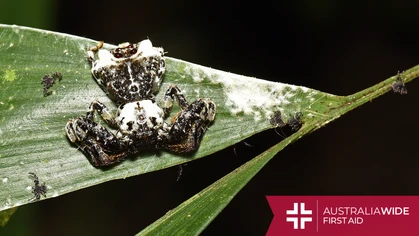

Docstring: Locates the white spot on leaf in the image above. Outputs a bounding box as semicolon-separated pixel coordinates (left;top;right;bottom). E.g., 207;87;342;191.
175;58;319;121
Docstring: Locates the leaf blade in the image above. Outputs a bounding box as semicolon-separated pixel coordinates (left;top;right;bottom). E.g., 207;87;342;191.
136;130;299;235
0;24;328;211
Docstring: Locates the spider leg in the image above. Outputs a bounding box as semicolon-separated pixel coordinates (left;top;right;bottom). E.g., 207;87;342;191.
87;41;104;62
164;98;216;153
162;85;189;118
65;117;128;167
86;100;118;128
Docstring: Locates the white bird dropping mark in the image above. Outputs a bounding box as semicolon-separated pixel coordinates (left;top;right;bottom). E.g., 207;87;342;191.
176;58;318;121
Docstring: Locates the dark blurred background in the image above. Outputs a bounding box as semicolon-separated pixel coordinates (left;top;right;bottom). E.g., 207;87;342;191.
1;0;419;235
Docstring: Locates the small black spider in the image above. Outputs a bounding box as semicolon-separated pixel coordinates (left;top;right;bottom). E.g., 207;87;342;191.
41;72;63;97
270;110;286;128
392;71;407;95
287;112;303;131
28;172;47;201
271;111;302;139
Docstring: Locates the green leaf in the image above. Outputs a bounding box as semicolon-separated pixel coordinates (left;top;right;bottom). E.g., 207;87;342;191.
0;24;325;211
0;207;17;226
138;131;295;235
139;70;418;235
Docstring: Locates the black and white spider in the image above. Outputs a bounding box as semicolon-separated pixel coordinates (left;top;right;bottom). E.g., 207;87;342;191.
65;40;216;167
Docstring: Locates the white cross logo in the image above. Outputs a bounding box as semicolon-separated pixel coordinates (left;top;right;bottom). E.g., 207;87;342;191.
286;202;312;229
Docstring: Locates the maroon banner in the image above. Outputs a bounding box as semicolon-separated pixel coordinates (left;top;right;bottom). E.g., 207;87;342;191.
266;196;418;236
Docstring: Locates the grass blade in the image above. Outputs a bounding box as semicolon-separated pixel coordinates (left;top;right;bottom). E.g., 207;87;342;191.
0;24;328;211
